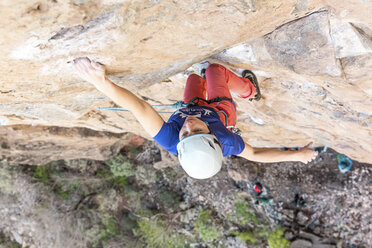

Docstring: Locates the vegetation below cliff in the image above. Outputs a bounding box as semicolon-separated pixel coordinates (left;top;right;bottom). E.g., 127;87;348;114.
0;141;370;248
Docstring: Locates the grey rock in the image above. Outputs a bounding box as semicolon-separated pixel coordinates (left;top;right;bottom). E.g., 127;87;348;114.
313;227;321;234
11;231;22;244
263;12;341;76
180;208;198;224
10;215;17;221
282;209;295;219
312;245;337;248
329;17;372;58
297;211;309;226
135;166;157;185
290;239;312;248
285;230;295;240
222;237;247;248
299;230;321;242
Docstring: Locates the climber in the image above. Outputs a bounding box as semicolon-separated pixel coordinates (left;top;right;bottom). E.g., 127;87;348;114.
73;57;318;179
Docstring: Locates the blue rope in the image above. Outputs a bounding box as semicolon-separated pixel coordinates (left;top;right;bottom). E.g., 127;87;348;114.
152;101;186;109
98;101;187;112
97;107;128;112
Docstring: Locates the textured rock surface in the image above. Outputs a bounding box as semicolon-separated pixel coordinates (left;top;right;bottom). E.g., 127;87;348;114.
0;125;143;165
208;12;372;162
0;0;372;162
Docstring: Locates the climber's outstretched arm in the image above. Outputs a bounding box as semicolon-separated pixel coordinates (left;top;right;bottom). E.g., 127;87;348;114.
238;142;318;164
73;57;164;137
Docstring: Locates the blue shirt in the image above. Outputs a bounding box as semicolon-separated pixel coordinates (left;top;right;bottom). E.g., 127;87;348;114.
153;106;245;157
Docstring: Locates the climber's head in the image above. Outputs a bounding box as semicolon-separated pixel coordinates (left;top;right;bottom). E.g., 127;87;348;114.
178;116;210;140
177;116;223;179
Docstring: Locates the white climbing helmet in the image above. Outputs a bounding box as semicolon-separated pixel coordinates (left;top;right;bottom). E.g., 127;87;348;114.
176;133;223;179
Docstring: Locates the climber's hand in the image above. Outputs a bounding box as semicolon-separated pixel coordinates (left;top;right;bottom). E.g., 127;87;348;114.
298;142;318;164
73;57;107;90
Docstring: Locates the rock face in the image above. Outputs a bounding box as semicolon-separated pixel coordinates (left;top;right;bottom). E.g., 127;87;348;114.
0;125;143;165
0;0;371;162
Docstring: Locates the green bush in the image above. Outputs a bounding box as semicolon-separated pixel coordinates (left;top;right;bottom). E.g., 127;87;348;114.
111;176;129;187
54;186;71;200
194;209;222;243
268;228;291;248
227;199;259;226
99;214;119;242
232;230;256;243
33;165;50;183
103;215;118;234
96;168;112;179
105;154;135;178
134;218;191;248
53;184;79;200
134;218;166;247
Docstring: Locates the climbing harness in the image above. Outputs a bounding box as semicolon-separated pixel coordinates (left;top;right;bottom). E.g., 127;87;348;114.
186;96;237;129
186;96;234;107
98;97;242;134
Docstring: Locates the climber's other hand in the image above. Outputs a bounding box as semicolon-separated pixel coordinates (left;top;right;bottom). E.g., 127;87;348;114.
73;57;107;87
298;142;318;164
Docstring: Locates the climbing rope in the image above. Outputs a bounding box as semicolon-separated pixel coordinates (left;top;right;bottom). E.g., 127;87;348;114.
98;97;232;113
97;101;187;113
97;97;233;112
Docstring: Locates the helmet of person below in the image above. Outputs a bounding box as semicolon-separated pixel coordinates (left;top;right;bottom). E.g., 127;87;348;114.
176;133;223;179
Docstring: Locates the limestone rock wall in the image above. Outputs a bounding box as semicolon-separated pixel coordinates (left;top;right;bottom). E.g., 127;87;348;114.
0;125;143;165
0;0;371;162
